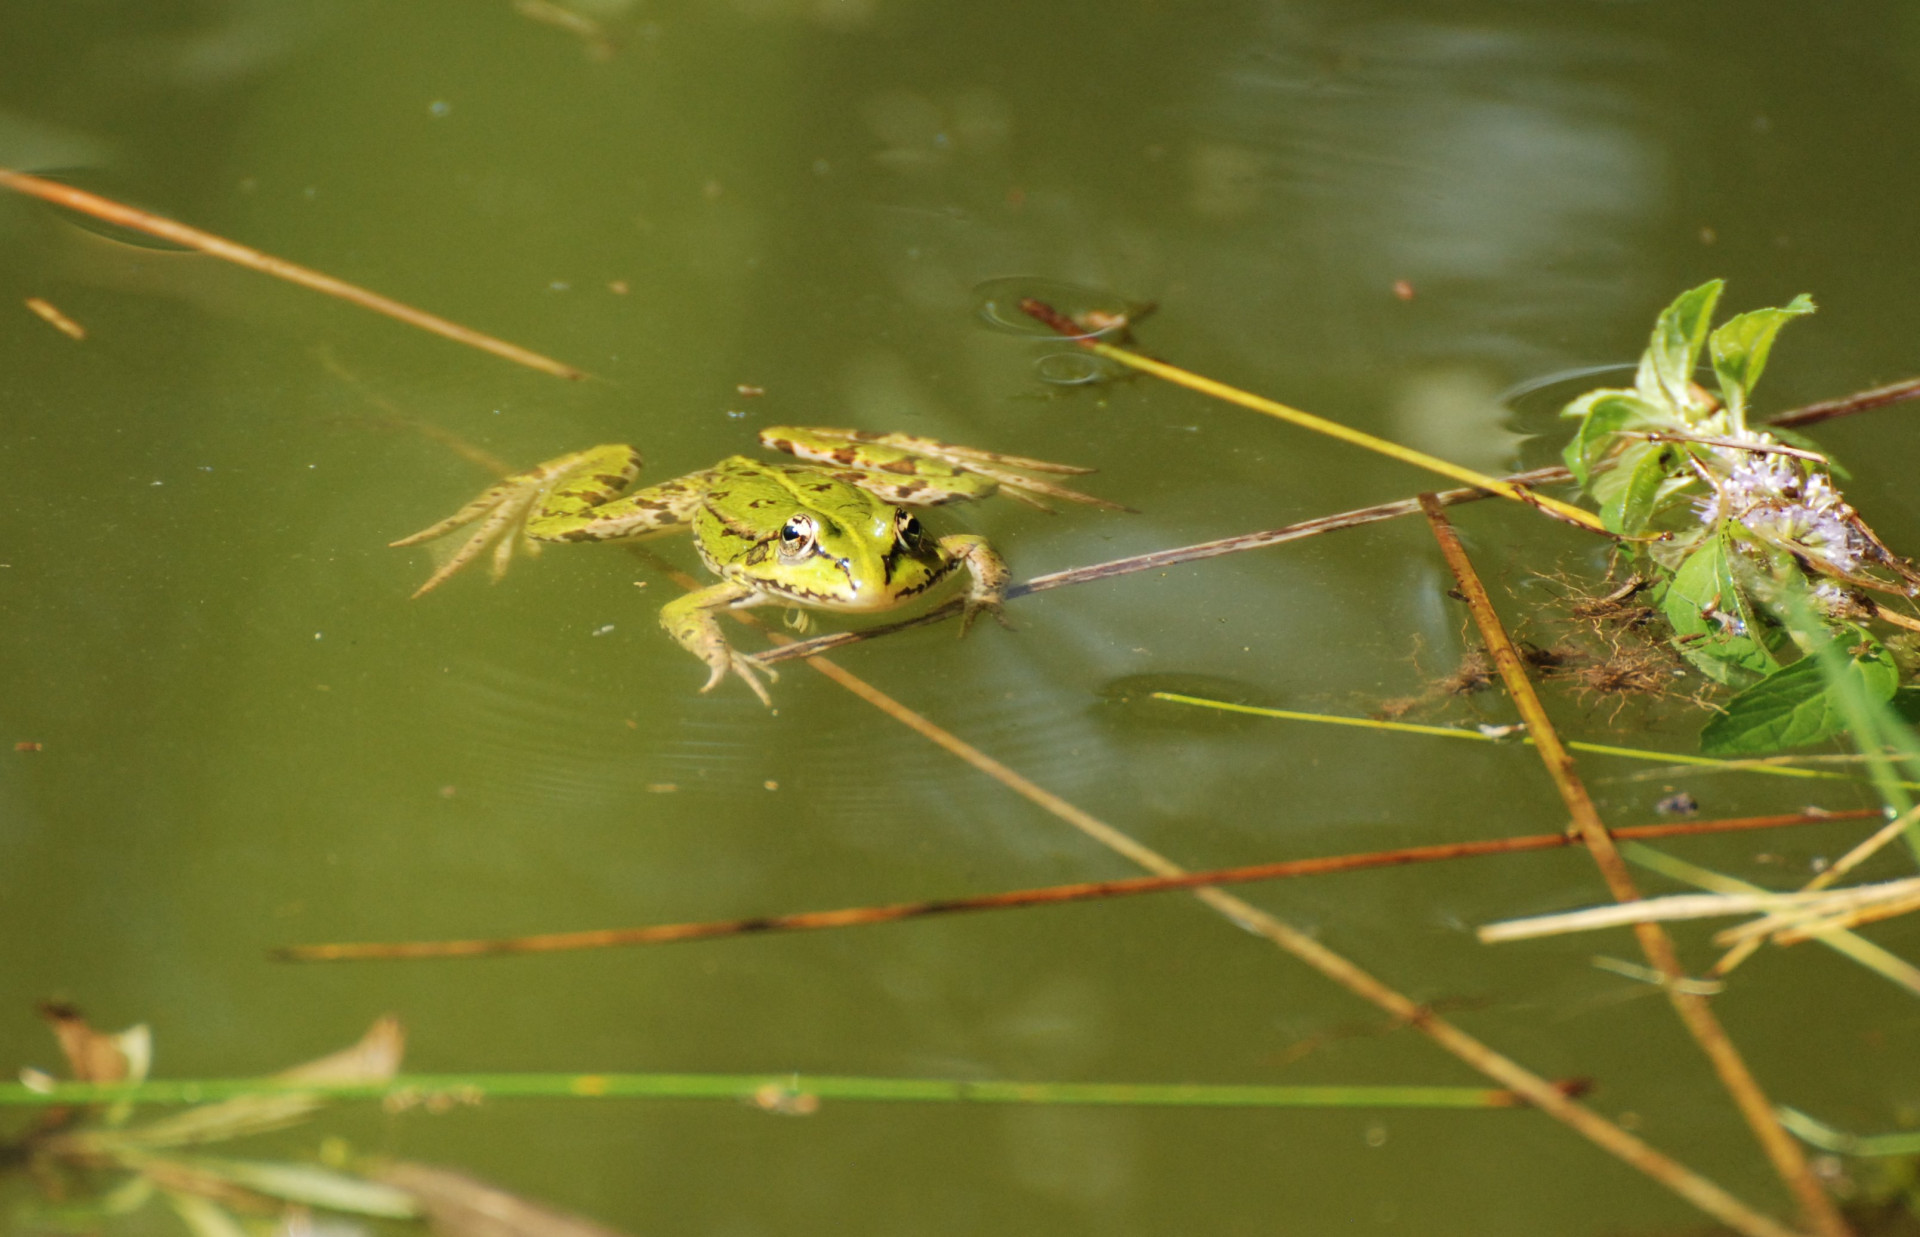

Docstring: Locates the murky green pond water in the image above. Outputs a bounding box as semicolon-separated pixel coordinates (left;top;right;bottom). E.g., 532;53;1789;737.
6;3;1920;1234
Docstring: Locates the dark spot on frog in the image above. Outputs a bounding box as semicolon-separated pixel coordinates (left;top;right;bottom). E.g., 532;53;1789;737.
881;459;919;475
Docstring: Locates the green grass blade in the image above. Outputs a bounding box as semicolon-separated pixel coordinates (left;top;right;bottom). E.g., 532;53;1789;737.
1149;693;1918;788
0;1072;1529;1111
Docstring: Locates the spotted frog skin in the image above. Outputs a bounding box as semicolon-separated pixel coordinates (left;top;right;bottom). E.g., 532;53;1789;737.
393;427;1123;704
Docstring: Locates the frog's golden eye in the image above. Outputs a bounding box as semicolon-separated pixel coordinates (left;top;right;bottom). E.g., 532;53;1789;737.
894;509;922;543
778;514;818;558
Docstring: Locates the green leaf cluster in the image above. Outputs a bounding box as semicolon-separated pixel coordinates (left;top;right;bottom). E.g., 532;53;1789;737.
1559;280;1815;539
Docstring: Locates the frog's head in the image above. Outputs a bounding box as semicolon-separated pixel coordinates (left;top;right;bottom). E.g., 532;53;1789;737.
757;505;951;612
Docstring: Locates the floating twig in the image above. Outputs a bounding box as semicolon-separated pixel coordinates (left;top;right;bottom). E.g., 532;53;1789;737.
24;296;85;339
1768;376;1920;429
274;808;1872;961
1629;431;1827;463
0;166;586;380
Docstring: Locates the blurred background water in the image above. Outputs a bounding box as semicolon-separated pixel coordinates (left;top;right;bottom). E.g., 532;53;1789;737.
5;2;1920;1233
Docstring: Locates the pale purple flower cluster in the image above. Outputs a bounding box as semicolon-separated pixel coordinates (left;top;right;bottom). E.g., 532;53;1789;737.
1694;436;1866;575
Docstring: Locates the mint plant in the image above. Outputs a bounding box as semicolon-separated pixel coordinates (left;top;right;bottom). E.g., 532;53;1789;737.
1559;281;1920;753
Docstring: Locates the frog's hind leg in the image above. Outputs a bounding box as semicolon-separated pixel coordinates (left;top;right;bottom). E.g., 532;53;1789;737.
522;457;711;543
760;426;1130;512
660;580;779;707
392;446;645;596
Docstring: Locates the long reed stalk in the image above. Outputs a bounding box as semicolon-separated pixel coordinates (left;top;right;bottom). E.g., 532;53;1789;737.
0;167;586;380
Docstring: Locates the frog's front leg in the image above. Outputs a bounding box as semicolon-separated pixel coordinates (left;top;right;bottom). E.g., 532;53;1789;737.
659;580;780;707
938;534;1013;635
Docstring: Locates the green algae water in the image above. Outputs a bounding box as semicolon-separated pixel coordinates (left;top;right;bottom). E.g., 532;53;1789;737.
6;3;1920;1233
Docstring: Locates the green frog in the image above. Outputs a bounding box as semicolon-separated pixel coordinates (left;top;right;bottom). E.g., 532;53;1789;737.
394;426;1124;704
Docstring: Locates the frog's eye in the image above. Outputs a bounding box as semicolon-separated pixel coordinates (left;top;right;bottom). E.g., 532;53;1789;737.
778;514;818;557
894;510;922;543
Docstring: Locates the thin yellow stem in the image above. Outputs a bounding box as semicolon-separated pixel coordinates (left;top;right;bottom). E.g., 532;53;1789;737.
1152;693;1920;789
1018;298;1608;534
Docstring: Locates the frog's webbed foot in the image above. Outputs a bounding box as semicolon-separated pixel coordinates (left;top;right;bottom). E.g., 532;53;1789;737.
390;482;542;598
759;426;1133;513
721;651;779;709
941;534;1015;636
392;447;645;597
663;581;779;707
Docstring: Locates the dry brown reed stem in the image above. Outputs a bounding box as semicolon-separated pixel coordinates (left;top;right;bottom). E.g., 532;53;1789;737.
276;808;1873;961
1419;494;1849;1237
1735;882;1920;946
0;167;587;381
